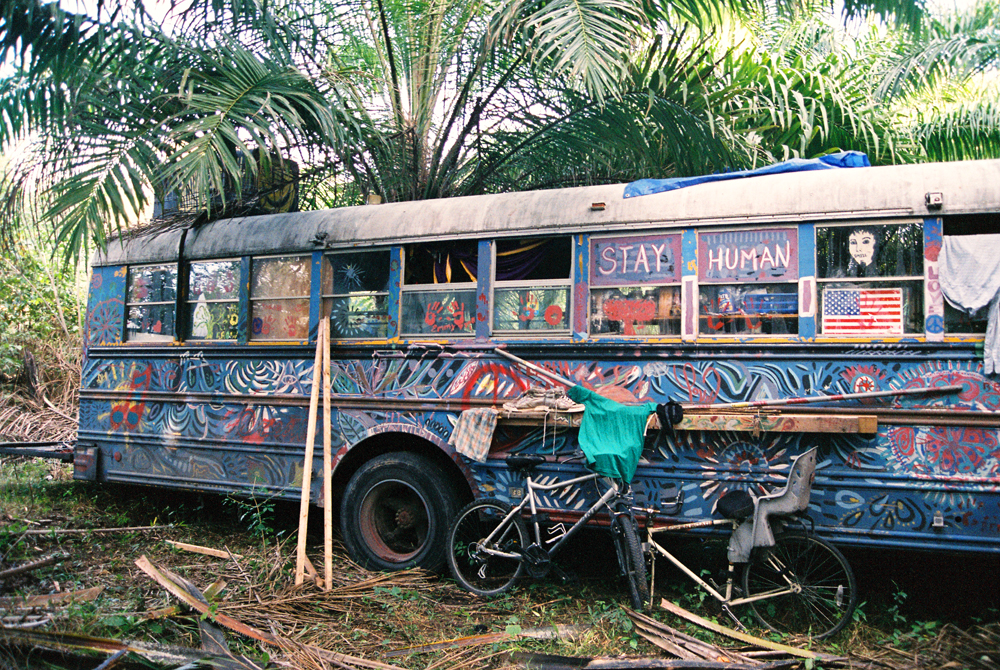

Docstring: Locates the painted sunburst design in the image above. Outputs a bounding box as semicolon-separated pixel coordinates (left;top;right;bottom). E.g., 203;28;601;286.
699;438;791;506
338;263;365;290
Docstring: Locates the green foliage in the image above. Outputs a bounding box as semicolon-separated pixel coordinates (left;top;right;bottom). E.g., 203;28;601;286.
0;247;82;382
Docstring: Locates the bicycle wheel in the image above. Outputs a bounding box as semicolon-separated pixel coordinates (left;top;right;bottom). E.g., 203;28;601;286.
742;532;857;639
613;504;649;611
448;499;527;597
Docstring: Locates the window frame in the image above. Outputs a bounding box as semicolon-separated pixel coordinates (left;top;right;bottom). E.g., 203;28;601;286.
587;232;683;338
185;257;242;342
491;236;573;336
125;262;178;343
399;241;478;338
695;226;800;338
321;249;393;340
815;219;924;338
249;253;312;342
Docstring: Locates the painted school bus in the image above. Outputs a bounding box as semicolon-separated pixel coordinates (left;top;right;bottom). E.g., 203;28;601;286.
76;158;1000;571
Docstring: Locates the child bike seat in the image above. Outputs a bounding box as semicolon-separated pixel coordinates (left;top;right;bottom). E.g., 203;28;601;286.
727;447;818;563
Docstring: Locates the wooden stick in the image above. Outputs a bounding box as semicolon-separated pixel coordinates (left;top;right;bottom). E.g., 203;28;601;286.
688;384;962;410
165;540;242;560
321;318;333;592
295;327;325;586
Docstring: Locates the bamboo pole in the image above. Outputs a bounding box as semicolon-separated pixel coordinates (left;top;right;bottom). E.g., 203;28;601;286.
321;318;333;591
295;325;325;586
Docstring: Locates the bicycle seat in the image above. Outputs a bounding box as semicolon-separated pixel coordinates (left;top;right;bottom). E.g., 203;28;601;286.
505;454;547;470
727;447;818;563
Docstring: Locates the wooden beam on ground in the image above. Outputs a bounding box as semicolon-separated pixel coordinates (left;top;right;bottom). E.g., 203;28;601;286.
166;540;242;560
658;599;842;662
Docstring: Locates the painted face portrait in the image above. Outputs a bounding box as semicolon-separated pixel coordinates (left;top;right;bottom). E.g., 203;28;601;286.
848;229;876;267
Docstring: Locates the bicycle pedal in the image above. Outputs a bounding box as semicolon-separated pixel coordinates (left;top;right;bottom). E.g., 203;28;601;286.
721;606;747;631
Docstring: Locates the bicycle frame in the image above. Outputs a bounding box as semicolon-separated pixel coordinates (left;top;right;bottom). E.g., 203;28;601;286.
478;471;620;561
646;520;801;607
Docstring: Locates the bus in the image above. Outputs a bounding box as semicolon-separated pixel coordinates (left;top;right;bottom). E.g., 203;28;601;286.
75;158;1000;571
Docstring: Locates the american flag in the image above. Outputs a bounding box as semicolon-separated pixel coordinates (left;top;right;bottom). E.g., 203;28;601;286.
822;288;904;335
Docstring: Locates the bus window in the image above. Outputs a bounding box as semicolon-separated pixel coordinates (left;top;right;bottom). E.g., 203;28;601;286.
493;237;571;333
944;303;988;334
816;222;923;335
250;255;311;340
400;241;477;336
186;260;240;341
321;250;392;339
697;228;799;335
126;264;177;342
589;234;682;336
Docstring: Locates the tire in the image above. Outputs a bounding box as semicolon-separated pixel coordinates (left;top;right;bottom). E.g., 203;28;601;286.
613;504;649;611
742;532;857;639
340;452;459;572
447;499;527;597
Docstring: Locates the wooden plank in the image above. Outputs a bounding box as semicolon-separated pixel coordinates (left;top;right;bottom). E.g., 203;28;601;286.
321;319;333;592
675;412;877;434
498;409;876;434
294;329;325;586
165;540;242;560
658;599;842;661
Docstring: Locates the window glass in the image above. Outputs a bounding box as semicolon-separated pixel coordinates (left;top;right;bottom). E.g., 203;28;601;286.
493;237;572;333
591;286;681;335
401;290;476;335
322;251;392;339
494;288;568;331
944;302;988;334
405;241;478;285
699;284;798;335
126;264;177;342
187;260;240;341
697;228;798;336
816;223;922;279
816;223;923;335
589;234;682;337
250;255;310;340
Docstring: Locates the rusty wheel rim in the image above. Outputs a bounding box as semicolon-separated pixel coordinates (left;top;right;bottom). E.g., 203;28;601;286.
358;479;429;564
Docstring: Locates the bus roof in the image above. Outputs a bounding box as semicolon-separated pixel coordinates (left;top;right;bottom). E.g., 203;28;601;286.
94;158;1000;266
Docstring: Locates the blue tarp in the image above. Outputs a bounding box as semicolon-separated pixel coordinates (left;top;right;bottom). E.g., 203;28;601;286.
623;151;871;199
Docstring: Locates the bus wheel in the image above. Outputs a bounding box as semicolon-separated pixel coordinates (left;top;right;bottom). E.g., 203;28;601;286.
340;452;459;572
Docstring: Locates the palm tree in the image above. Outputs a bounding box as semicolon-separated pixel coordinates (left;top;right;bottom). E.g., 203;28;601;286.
0;0;931;262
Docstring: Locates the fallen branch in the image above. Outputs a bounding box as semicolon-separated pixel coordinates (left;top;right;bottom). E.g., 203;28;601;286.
21;524;172;536
384;624;587;658
0;585;103;609
0;552;66;579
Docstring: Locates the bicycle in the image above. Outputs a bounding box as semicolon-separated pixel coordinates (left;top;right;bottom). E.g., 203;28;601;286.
447;453;650;609
641;446;858;639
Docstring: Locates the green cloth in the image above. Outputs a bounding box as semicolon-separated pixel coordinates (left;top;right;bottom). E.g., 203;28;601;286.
567;385;656;483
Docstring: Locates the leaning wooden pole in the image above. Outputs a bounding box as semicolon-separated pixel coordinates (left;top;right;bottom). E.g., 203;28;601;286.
295;324;325;586
321;318;333;591
494;347;574;387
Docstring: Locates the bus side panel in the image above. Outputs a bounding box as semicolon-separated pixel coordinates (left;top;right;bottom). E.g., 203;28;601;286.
84;266;127;349
456;349;1000;554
